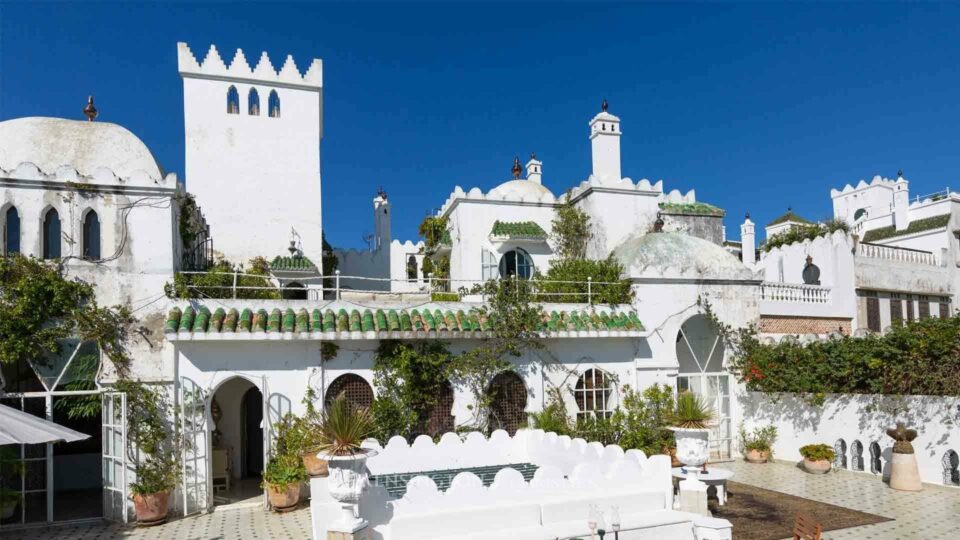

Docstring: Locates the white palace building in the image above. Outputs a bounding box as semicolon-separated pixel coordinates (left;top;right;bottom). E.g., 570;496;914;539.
1;42;958;527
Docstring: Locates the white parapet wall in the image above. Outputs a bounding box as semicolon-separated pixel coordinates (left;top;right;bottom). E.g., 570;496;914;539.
740;392;960;487
310;429;732;540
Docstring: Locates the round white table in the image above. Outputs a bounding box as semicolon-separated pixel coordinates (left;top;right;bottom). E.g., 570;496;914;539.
671;467;734;505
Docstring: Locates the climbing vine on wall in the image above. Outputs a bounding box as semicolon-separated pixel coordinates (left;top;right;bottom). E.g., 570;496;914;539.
550;197;591;260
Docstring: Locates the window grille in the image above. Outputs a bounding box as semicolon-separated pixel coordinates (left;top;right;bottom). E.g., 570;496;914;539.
574;368;613;419
325;374;373;411
487;372;528;435
481;249;498;281
498;248;534;280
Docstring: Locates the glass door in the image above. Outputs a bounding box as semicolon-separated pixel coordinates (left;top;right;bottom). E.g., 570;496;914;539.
677;374;732;460
180;377;209;515
101;392;128;522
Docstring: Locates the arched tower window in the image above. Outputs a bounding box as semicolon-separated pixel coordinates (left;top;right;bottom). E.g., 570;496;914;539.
574;368;613;420
82;210;101;260
325;374;374;411
3;206;20;255
268;90;280;118
227;86;240;114
248;88;260;116
407;255;418;282
499;248;533;279
42;208;61;259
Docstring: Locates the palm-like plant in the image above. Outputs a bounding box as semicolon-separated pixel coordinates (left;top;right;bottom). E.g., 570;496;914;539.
316;394;375;456
668;392;715;429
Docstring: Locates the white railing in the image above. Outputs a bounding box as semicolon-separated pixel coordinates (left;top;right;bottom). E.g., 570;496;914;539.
760;282;832;304
171;270;629;304
857;242;938;266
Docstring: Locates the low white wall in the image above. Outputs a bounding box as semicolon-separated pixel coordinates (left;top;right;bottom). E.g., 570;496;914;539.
740;392;960;487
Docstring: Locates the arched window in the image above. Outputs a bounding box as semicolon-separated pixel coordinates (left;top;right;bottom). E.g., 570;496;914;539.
834;439;847;469
498;248;533;279
248;88;260;116
423;380;455;437
227;86;239;114
268;90;280;118
82;210;100;260
487;371;528;435
869;441;882;474
676;314;732;459
851;440;865;471
854;208;867;221
574;368;612;420
407;255;418;282
325;374;373;411
42;208;61;259
943;450;959;486
3;206;20;255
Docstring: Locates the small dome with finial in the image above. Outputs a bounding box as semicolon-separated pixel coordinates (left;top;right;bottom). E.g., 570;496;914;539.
511;156;522;179
83;96;98;122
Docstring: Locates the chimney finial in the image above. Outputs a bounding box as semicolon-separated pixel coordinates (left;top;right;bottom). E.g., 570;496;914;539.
601;98;609;112
512;156;522;179
83;96;98;122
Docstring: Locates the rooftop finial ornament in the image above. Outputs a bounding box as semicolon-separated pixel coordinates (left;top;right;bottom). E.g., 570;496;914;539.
512;156;522;179
898;169;904;178
653;212;664;233
601;98;609;112
83;96;98;122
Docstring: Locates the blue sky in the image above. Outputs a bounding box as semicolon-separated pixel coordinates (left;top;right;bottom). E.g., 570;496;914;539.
3;3;960;249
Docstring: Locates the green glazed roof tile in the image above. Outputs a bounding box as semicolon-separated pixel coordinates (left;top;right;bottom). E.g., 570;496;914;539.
269;255;317;271
165;308;181;333
490;220;548;239
767;210;814;227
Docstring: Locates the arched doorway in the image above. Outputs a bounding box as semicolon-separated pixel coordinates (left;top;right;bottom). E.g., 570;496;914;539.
281;282;307;300
209;377;263;506
487;371;528;435
676;314;732;460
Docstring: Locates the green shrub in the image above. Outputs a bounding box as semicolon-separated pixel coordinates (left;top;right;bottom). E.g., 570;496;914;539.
532;257;633;305
431;292;460;302
762;219;849;252
262;454;307;490
668;392;715;429
799;444;835;461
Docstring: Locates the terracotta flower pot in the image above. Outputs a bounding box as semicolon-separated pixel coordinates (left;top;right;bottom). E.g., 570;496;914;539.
745;449;770;463
802;458;831;474
266;482;301;512
302;451;329;477
132;490;171;526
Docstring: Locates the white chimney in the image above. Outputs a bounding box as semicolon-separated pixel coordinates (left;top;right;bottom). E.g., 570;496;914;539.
525;153;543;184
741;214;756;266
893;172;910;231
588;99;621;182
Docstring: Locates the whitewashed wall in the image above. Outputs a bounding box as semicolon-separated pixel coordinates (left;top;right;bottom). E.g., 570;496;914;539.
740;392;960;487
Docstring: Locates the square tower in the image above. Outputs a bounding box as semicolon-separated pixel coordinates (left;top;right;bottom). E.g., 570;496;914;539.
178;42;324;267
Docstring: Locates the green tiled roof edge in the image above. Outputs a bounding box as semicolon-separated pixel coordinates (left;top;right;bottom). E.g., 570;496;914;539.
164;306;645;335
490;220;548;238
657;202;725;217
767;211;814;226
862;214;950;242
270;255;317;271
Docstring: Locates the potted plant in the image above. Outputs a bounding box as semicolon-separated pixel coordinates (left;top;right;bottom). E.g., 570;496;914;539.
887;423;921;491
739;425;777;463
667;392;716;473
114;380;181;526
130;455;178;526
317;394;376;533
262;454;308;512
297;389;329;477
0;447;24;521
799;444;835;474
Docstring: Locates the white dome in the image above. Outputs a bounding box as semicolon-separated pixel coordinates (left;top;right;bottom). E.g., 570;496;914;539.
487;179;554;199
613;232;756;280
0;117;163;179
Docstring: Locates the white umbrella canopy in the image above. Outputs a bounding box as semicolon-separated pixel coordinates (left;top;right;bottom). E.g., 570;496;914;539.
0;403;91;445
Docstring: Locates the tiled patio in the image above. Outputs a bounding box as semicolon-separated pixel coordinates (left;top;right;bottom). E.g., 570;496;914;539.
718;460;960;539
6;460;959;539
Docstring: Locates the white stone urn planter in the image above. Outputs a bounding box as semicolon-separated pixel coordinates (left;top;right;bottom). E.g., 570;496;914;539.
670;427;711;474
318;448;378;533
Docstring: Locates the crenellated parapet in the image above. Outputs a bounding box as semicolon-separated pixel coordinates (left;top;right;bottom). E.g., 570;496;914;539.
830;175;898;197
566;175;663;202
177;42;322;89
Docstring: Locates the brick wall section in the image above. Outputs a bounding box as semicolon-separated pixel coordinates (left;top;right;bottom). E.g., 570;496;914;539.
760;315;852;335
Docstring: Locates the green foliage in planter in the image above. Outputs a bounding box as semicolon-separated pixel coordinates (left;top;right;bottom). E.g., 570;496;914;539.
115;380;182;496
262;454;307;490
799;444;835;462
431;292;460;302
532;257;634;305
762;219;850;252
739;424;778;455
668;392;715;429
164;257;280;299
316;394;375;456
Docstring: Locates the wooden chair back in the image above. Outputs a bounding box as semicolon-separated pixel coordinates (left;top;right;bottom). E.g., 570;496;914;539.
793;512;823;540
